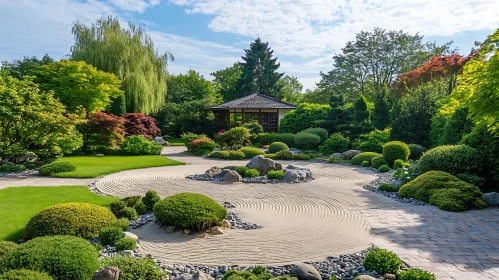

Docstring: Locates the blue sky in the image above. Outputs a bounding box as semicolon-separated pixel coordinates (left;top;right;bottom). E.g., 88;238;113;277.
1;0;498;89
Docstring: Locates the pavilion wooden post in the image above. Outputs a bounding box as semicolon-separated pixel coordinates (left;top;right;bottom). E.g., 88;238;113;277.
258;109;261;127
276;109;279;132
241;108;244;125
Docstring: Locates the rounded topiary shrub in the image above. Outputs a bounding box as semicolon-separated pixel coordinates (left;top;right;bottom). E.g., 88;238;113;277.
382;141;410;166
239;147;264;159
121;135;162;155
23;203;116;240
115;238;136;251
268;142;289;154
319;133;349;155
208;151;230;159
418;145;481;176
295;132;321;150
134;201;147;215
0;241;17;261
274;150;294;160
116;207;138;220
408;144;427;160
111;218;130;231
153;192;227;230
38;162;76;176
1;235;98;280
99;226;123;246
268;170;285;180
228;151;245;160
361;161;370;167
398;171;487;211
351;152;382;166
371;156;388;169
0;269;53;280
363;248;402;275
110;200;127;215
142;190;161;211
397;268;435;280
378;165;390;173
99;256;167;280
393;159;405;169
301;127;328;143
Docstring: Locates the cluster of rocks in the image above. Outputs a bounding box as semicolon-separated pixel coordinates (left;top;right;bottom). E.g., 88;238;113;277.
364;172;428;206
1;151;38;165
130;213;155;229
187;156;314;184
223;202;262;230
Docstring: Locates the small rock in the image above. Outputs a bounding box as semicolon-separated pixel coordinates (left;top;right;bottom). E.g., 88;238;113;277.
166;226;176;233
184;229;191;235
92;266;120;280
205;166;222;179
291;263;321;280
356;275;377;280
193;271;214;280
222;170;242;183
122;231;138;241
95;153;105;157
222;220;231;229
383;273;396;280
121;250;134;256
209;226;224;235
218;265;228;273
329;153;343;159
341;150;361;160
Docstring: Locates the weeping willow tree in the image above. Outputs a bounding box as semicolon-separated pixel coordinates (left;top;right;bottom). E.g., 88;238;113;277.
70;16;173;114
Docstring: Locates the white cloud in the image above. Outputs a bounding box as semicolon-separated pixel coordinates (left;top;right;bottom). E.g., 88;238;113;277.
168;0;499;57
109;0;161;13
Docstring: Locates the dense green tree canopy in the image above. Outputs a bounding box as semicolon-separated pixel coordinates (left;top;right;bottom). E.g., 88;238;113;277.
167;70;221;103
238;38;284;98
277;75;304;104
70;16;172;114
1;55;53;79
33;60;123;113
0;76;83;157
279;103;330;133
211;63;242;102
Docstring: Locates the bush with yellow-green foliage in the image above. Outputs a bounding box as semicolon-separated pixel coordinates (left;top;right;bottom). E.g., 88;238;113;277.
363;248;402;275
98;256;166;280
0;241;17;261
0;269;53;280
418;145;481;176
382;141;410;166
398;171;487;212
371;156;388;169
239;147;265;158
397;268;435;280
153;192;227;230
23;203;116;240
268;142;289;154
351;152;382;166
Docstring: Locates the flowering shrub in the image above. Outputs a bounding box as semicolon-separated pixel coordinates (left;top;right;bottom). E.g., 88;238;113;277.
393;162;420;185
188;138;215;154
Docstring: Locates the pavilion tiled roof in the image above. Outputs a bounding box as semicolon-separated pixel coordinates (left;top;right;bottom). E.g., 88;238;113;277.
210;93;297;110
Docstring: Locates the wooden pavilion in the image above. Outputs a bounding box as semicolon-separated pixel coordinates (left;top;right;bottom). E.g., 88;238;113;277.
210;93;297;132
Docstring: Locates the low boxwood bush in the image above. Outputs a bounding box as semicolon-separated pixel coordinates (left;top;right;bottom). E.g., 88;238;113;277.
194;149;211;156
121;135;163;155
215;127;251;150
295;132;321;150
263;154;276;159
0;165;26;173
456;173;485;188
111;218;130;231
408;144;427;160
23;203;116;240
1;235;98;280
268;142;289;154
114;238;136;251
398;171;487;211
351;129;391;153
254;133;296;147
293;154;311;160
393;159;405;169
99;256;167;280
351;152;382;166
235;166;249;177
371;156;388;169
142;190;161;211
239;147;264;158
116;207;138;221
382;141;410;166
397;268;435;280
378;183;398;192
378;165;390;173
0;241;17;261
228;150;245;160
363;248;402;275
99;226;123;246
268;170;285;180
245;169;260;178
222;270;273;280
0;269;53;280
274;150;294;160
208;151;229;159
319;133;349;155
135;201;147;215
110;201;127;215
38;162;76;176
153;192;227;230
122;196;142;207
361;161;370;167
301;127;328;143
418;145;481;176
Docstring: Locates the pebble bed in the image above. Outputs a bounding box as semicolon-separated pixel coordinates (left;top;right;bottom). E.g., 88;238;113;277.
363;172;428;206
223;202;263;230
186;174;284;184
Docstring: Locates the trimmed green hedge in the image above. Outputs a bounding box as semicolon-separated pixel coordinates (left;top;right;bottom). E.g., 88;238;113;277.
382;141;410;166
268;142;289;154
23;203;116;240
0;269;53;280
1;235;98;280
208;151;246;160
398;171;487;211
0;241;17;261
153;192;227;230
295;132;321;150
419;145;481;176
301;127;328;143
39;162;76;176
254;133;296;147
351;152;382;166
408;144;427;160
239;147;264;158
99;256;166;280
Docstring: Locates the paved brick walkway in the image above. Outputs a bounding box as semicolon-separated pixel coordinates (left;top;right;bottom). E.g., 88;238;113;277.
361;205;499;280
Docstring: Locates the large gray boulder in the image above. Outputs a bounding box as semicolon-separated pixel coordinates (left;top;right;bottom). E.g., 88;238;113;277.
329;153;343;159
282;165;314;183
154;136;169;146
205;166;222;179
484;192;499;206
222;170;242;183
341;150;361;160
246;155;282;175
92;267;120;280
16;152;37;163
291;263;321;280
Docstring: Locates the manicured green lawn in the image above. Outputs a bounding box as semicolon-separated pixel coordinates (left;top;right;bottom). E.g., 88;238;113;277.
165;136;185;146
52;155;185;178
0;186;118;241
